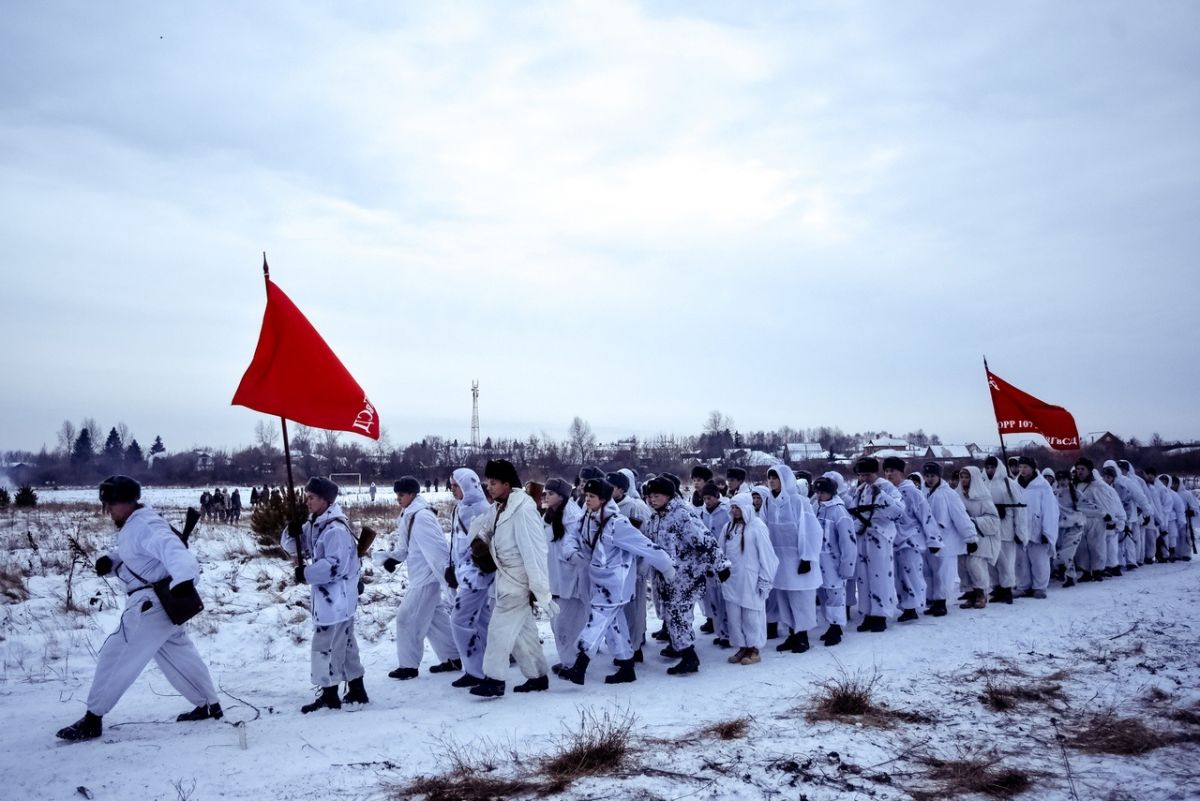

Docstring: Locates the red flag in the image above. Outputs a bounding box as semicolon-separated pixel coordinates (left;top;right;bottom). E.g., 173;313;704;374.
985;368;1079;450
232;278;380;439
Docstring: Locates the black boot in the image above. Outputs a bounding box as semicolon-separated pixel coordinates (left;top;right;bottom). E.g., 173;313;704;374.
667;646;700;675
342;677;369;704
791;631;810;653
898;608;919;622
387;667;419;680
558;651;590;685
1062;576;1076;588
56;711;102;742
869;616;887;633
766;622;779;640
301;686;342;714
451;673;483;689
928;599;948;617
700;617;715;634
605;658;637;684
822;625;843;647
713;637;730;648
632;648;643;663
660;644;680;659
177;703;224;721
429;658;462;674
775;632;799;652
469;678;505;698
856;615;876;632
1078;571;1094;583
998;587;1013;605
513;675;549;693
1111;567;1123;577
652;623;670;641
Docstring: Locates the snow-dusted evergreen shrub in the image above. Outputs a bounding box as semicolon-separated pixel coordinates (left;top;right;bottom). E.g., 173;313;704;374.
249;495;306;557
14;486;37;508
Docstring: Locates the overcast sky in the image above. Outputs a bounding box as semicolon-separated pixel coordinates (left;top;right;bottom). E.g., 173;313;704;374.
2;1;1198;455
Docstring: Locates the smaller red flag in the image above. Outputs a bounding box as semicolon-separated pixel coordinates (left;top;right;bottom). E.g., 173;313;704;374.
985;368;1079;451
232;278;380;440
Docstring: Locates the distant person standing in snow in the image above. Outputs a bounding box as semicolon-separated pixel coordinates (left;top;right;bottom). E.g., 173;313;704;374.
983;455;1028;606
882;456;936;623
228;488;242;524
282;476;368;712
921;461;974;617
57;476;222;741
719;492;777;665
812;476;855;646
1014;457;1057;599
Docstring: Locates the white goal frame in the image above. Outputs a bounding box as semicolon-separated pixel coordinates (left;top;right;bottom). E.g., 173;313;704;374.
329;473;362;498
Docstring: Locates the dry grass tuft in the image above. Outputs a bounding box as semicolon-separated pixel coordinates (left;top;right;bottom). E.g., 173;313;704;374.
0;565;30;603
1068;708;1198;755
979;678;1064;712
540;706;637;784
909;752;1034;800
806;665;931;727
389;706;637;801
700;716;750;740
395;772;538;801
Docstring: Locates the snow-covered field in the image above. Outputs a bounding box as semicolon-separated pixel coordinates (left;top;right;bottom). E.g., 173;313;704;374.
1;505;1197;801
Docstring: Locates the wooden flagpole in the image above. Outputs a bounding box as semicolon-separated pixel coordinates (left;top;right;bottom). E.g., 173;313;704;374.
984;355;1010;465
262;252;304;568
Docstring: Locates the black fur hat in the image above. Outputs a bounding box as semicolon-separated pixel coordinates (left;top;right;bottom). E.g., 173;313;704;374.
645;476;676;497
583;478;614;503
854;457;880;475
99;475;141;504
881;456;906;473
305;476;339;504
726;467;747;482
605;471;630;493
484;459;521;487
393;476;421;495
691;465;714;481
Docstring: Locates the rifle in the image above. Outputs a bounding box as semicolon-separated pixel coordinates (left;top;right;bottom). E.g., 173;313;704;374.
170;507;202;547
357;525;378;559
848;504;881;531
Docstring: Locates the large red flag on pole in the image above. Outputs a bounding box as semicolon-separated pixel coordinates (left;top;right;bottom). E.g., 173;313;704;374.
232;260;380;440
984;359;1079;451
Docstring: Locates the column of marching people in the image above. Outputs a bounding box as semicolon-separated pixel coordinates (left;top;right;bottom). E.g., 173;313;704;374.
57;456;1197;737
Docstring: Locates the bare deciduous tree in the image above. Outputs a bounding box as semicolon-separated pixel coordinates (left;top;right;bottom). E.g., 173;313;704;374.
56;420;77;456
568;416;596;464
254;420;280;452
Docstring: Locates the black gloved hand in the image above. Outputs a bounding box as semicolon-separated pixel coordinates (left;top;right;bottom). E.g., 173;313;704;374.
287;520;304;540
1106;523;1116;531
383;558;399;574
928;547;940;555
95;555;113;576
171;579;195;596
294;565;306;584
1103;514;1112;523
966;541;978;554
444;565;458;590
1142;515;1151;526
798;559;812;575
716;567;731;582
997;506;1007;520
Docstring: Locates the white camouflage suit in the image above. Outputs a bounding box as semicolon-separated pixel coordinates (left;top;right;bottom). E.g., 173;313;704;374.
86;506;219;716
374;496;459;670
849;477;904;619
480;488;553;682
282;502;364;687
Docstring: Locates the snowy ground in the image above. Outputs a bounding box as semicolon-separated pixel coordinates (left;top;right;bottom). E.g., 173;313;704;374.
1;505;1197;801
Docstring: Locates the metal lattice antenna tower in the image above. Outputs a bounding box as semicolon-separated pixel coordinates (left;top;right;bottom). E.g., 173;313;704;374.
470;380;481;449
